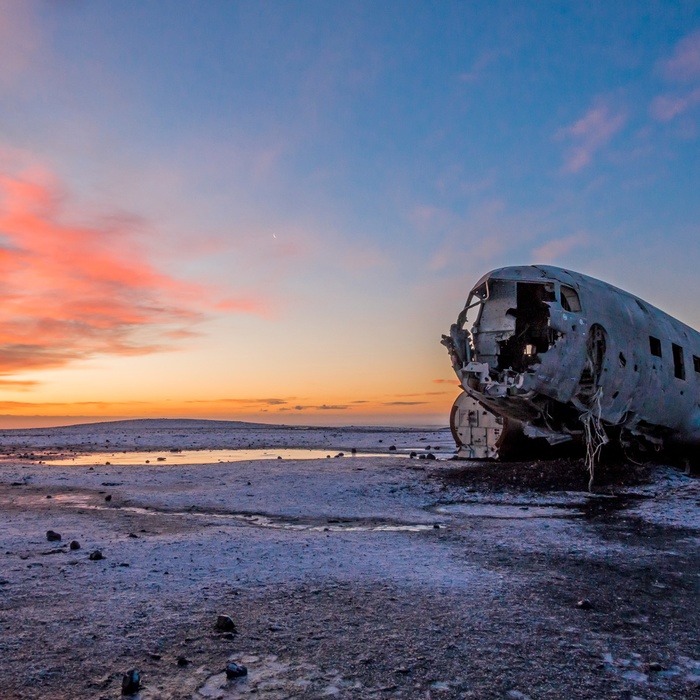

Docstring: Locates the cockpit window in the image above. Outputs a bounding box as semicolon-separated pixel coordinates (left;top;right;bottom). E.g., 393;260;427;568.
460;282;489;331
560;285;582;313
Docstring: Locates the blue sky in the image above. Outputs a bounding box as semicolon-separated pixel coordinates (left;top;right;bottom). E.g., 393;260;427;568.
0;1;699;426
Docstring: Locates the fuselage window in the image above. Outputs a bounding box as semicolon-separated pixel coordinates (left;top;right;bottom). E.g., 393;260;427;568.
672;343;686;380
649;336;662;358
694;355;700;373
560;285;581;313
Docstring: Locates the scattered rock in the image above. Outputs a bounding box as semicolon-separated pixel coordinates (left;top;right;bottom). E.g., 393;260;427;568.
89;550;104;561
648;661;663;672
46;530;61;542
225;662;248;679
46;495;52;499
389;445;397;451
410;452;417;458
221;632;235;640
69;540;81;550
576;598;593;610
351;448;357;454
105;494;112;502
149;653;162;661
177;656;189;666
121;669;140;695
215;614;236;632
426;453;436;460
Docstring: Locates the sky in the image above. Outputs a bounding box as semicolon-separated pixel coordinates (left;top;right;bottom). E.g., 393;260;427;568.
0;1;699;428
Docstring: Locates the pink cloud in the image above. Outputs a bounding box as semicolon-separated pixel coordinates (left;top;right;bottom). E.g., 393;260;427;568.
650;87;700;122
0;165;265;380
0;4;37;88
532;232;591;263
659;30;700;82
557;103;627;173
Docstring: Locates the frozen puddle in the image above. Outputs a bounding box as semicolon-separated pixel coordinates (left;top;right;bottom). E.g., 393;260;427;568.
45;494;442;533
434;503;584;519
41;448;395;466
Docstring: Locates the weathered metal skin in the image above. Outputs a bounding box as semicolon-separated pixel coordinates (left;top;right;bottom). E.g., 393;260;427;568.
442;265;700;458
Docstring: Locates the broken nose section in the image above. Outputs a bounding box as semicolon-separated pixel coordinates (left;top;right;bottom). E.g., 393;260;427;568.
460;362;526;398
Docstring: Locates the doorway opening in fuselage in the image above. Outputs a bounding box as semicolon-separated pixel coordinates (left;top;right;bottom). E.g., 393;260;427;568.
498;282;555;373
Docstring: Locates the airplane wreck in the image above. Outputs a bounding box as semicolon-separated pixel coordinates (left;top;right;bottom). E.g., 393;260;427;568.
441;265;700;463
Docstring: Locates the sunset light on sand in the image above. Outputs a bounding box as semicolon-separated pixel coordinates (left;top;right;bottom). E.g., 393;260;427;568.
1;2;699;427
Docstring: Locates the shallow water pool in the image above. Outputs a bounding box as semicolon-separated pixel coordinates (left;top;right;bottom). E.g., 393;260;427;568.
42;448;398;466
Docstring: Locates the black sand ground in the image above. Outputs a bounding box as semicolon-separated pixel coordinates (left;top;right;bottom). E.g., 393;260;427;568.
0;423;698;699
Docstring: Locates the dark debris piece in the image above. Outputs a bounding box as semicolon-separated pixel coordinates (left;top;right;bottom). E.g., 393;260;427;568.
121;669;140;695
46;530;61;542
69;540;80;550
215;614;236;632
576;598;593;610
88;550;104;561
225;663;248;679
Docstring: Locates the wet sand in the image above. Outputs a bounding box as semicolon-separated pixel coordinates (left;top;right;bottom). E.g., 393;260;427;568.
0;421;698;699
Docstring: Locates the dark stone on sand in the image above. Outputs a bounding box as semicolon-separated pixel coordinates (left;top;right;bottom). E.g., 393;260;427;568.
426;453;436;460
389;445;397;451
419;454;426;460
576;598;593;610
225;662;248;679
121;668;140;695
216;614;236;632
177;656;189;666
351;448;357;454
69;540;80;550
105;494;112;502
128;533;139;538
410;452;417;458
648;661;663;672
89;550;104;561
46;530;61;542
221;632;235;640
46;495;52;499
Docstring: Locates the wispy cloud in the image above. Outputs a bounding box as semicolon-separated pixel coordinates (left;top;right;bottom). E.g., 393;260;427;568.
532;232;591;263
0;165;264;381
557;101;627;173
383;401;427;406
0;4;37;88
659;29;700;82
185;398;289;406
650;88;700;121
650;32;700;123
458;49;507;83
279;404;349;411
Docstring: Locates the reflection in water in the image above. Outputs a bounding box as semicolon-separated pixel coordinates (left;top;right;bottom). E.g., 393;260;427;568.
43;448;395;466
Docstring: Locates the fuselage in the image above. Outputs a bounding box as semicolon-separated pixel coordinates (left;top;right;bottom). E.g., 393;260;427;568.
442;265;700;455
